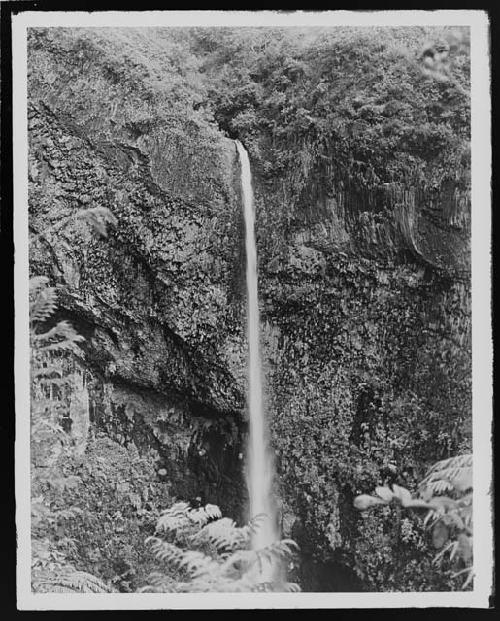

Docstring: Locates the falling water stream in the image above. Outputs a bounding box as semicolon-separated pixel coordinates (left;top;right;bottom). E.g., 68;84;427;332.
236;140;279;561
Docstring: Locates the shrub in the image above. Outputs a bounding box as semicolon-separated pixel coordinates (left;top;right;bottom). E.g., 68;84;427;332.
30;276;114;593
353;453;473;589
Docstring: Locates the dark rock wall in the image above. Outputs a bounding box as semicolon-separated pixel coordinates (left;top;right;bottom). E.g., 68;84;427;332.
250;133;471;588
28;29;249;518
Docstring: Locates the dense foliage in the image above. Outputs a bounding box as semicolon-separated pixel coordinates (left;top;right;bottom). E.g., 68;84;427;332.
354;453;473;589
30;276;114;593
192;27;470;227
29;228;299;594
142;502;299;592
30;214;167;592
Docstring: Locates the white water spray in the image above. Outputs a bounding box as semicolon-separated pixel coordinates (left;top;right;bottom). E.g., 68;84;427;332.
236;140;279;552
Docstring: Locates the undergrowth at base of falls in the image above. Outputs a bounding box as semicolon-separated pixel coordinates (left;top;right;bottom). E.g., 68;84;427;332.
141;502;299;592
30;275;468;593
30;276;300;593
353;454;473;590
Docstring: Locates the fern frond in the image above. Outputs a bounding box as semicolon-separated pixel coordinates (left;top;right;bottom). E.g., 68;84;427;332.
147;536;217;577
34;583;76;593
31;206;118;246
145;503;301;593
420;454;472;494
184;553;220;578
191;516;251;552
155;502;192;534
282;582;301;592
33;570;113;593
33;365;64;379
256;539;299;559
30;285;58;323
218;548;256;574
146;536;184;565
188;503;222;526
34;320;85;345
38;340;85;355
29;276;50;298
156;501;222;536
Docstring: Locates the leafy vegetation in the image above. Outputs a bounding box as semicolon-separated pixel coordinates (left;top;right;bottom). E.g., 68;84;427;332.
141;501;300;592
30;275;112;593
192;27;470;208
29;239;299;594
29;212;166;593
354;454;473;589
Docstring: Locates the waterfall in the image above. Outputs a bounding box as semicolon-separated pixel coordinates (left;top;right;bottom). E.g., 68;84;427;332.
236;140;279;552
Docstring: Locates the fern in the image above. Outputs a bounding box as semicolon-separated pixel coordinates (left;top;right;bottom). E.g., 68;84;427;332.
142;502;300;593
34;324;85;356
256;539;299;563
30;277;86;450
30;276;85;354
29;275;52;301
191;514;265;552
30;277;58;324
30;206;117;244
30;276;99;591
29;210;122;592
419;453;472;495
156;501;222;536
353;453;474;589
146;537;219;577
33;569;114;593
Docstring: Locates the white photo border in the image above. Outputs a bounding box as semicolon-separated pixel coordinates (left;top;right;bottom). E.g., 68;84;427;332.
14;9;493;610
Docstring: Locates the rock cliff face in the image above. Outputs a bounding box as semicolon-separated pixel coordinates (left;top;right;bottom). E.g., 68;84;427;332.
28;28;249;518
250;146;471;588
212;26;472;587
28;27;471;591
